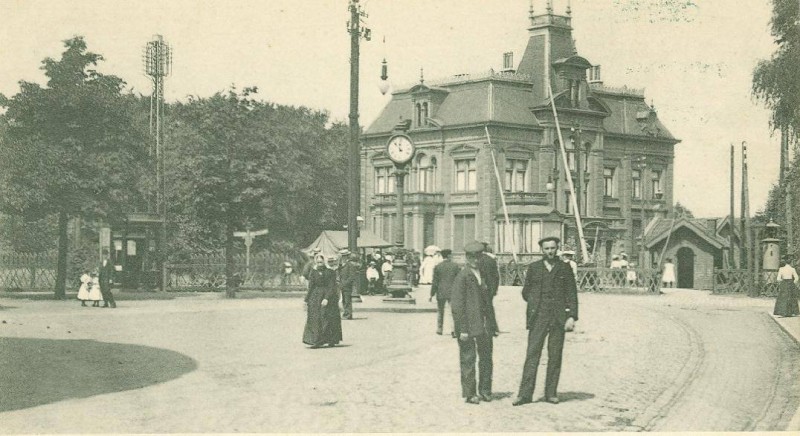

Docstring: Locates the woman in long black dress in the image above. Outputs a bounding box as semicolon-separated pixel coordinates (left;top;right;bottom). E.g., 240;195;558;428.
303;255;343;348
774;257;799;317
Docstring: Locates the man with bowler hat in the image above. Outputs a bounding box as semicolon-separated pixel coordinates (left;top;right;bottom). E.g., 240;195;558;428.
450;241;496;404
430;249;460;335
99;249;116;308
513;236;578;406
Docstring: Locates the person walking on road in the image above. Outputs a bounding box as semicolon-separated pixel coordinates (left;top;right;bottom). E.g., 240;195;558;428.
661;258;676;288
451;241;496;405
773;256;799;317
99;250;116;308
430;249;460;336
513;236;578;406
302;255;342;348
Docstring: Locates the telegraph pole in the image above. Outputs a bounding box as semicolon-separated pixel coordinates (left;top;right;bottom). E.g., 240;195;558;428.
347;0;370;253
144;35;172;292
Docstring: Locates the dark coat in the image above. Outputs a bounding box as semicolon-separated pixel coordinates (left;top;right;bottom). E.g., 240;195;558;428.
450;267;495;337
477;253;500;296
338;261;361;294
521;258;579;329
303;267;342;346
98;258;114;292
430;259;460;301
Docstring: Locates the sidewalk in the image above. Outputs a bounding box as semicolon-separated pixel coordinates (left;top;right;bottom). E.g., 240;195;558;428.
772;314;800;430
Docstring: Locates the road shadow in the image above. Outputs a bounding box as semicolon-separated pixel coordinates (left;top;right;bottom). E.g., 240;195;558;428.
0;337;197;412
549;391;595;402
490;391;515;401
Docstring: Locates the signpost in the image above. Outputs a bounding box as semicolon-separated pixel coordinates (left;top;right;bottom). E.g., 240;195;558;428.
233;228;269;279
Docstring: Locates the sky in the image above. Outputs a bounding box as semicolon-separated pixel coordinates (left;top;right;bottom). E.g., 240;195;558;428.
0;0;785;218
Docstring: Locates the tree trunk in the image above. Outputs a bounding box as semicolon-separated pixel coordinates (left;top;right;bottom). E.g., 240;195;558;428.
225;214;236;298
54;211;68;299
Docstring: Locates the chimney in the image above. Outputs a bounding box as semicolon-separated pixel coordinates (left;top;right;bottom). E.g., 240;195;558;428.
502;52;514;72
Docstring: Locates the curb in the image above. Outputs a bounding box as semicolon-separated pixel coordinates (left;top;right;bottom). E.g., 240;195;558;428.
767;315;800;431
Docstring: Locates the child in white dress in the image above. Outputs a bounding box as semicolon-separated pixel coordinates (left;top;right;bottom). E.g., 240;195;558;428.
88;272;103;307
77;272;92;307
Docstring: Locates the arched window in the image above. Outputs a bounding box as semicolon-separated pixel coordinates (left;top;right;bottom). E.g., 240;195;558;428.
422;102;429;126
415;103;422;127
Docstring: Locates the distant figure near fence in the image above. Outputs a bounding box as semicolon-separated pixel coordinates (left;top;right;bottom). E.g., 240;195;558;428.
662;258;676;288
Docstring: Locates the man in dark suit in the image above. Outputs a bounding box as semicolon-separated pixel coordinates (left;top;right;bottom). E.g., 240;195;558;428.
429;249;460;335
337;249;360;320
513;236;578;406
450;241;497;405
478;242;500;334
99;249;116;308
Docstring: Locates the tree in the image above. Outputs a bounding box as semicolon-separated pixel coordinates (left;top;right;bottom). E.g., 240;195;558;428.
0;37;148;298
673;202;694;218
166;88;341;297
753;0;800;134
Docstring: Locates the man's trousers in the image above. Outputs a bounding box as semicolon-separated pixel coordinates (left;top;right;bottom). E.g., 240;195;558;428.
458;334;493;398
517;313;565;400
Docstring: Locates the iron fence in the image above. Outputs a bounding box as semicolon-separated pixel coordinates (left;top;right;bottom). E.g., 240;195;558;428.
0;252;58;290
165;252;307;291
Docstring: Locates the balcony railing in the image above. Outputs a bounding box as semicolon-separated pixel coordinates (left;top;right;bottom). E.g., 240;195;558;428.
373;192;445;206
502;191;550;206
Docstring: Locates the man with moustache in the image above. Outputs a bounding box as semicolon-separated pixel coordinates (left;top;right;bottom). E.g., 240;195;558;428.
513;236;578;406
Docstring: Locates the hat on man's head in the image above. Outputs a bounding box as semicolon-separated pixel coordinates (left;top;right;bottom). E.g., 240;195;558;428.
538;236;561;247
464;241;485;255
312;247;321;253
338;248;351;257
441;249;452;258
563;250;576;256
612;255;620;260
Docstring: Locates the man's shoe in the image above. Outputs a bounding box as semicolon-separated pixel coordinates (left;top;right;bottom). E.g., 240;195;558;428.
545;396;560;404
478;393;492;402
465;396;480;405
436;329;443;335
512;397;532;406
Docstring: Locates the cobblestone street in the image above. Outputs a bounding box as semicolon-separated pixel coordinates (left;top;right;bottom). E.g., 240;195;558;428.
1;287;798;433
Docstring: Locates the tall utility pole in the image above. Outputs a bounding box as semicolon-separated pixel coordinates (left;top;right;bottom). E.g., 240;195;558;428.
783;127;793;259
743;142;757;296
347;0;370;253
144;35;172;292
729;143;735;267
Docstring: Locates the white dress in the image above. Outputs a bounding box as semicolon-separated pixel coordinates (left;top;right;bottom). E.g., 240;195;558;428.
419;256;436;284
662;262;676;283
88;277;103;301
77;274;92;301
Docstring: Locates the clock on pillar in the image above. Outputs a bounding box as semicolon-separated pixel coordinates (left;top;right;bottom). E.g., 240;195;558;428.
384;134;416;304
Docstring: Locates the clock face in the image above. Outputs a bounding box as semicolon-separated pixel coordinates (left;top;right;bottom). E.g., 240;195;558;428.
387;135;415;164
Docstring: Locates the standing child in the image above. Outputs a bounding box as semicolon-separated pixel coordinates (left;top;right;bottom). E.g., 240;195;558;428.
77;271;92;307
88;271;103;307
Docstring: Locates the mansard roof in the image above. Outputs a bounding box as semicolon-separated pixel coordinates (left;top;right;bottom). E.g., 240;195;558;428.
591;86;678;142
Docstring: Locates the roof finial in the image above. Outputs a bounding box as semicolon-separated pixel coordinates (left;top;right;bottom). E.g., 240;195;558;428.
420;67;425;84
567;0;572;15
546;0;553;14
572;38;578;54
528;0;534;20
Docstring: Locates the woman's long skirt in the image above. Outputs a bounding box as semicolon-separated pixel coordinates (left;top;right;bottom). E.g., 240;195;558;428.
773;279;799;317
303;289;343;347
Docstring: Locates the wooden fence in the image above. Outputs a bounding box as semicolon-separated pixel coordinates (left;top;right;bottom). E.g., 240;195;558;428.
499;261;661;294
712;269;780;297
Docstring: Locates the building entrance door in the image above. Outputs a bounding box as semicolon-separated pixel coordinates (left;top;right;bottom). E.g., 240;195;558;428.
677;247;695;289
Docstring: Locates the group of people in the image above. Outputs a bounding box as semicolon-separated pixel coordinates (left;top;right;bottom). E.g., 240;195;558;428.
431;237;577;406
75;250;117;308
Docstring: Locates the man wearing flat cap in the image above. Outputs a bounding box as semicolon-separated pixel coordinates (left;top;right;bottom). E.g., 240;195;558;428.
450;240;496;404
513;236;578;406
